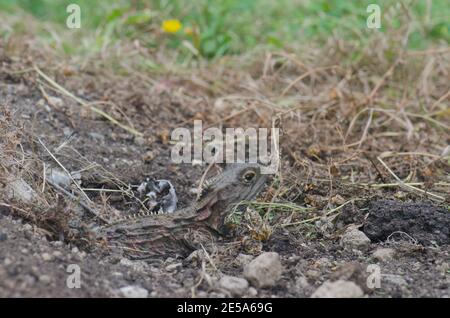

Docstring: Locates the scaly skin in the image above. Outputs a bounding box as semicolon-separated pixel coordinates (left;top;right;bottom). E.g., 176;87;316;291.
98;163;267;259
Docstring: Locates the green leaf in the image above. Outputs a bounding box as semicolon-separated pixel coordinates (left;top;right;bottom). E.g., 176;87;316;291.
124;10;153;25
106;8;125;23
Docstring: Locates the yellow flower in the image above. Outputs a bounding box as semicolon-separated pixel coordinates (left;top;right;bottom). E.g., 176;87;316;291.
162;19;182;33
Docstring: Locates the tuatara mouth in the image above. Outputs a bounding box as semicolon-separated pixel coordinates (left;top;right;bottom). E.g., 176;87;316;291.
194;192;219;221
194;190;235;235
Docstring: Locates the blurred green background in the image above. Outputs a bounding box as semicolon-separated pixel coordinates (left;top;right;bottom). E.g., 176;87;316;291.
1;0;449;58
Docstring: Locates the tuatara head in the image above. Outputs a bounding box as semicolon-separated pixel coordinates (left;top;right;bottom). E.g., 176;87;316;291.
195;163;268;234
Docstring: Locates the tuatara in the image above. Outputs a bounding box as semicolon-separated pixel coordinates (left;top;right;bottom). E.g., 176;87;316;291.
97;163;267;259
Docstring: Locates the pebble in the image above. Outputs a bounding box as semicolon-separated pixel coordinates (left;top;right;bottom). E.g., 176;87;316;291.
119;286;149;298
119;258;148;272
311;280;364;298
383;275;407;286
243;252;283;288
235;253;254;267
39;275;52;285
134;136;146;146
0;232;7;241
51;241;64;247
218;275;249;297
165;262;182;272
41;253;53;262
5;178;39;203
306;269;321;280
248;287;258;297
340;228;371;252
46;168;72;188
88;132;105;142
46;96;64;108
372;248;395;262
296;276;310;289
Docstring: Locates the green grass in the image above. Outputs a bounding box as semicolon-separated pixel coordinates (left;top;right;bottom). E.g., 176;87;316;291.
1;0;449;58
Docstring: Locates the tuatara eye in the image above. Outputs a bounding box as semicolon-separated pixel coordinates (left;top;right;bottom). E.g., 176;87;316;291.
242;170;256;183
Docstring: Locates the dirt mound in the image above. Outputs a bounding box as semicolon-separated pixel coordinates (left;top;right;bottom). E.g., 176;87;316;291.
363;200;450;246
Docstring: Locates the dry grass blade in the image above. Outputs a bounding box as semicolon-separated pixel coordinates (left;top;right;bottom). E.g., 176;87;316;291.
282;199;354;227
38;138;91;202
377;156;445;202
46;178;109;224
34;66;143;137
280;65;338;97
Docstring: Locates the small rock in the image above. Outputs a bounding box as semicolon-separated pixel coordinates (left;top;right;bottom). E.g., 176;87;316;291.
219;275;249;297
0;233;7;242
46;168;72;188
291;276;311;296
51;241;64;247
235;253;254;267
311;280;364;298
112;272;124;278
189;187;200;195
243;252;283;288
37;98;51;112
88;132;105;142
181;276;195;287
119;258;148;272
119;286;149;298
47;96;64;108
24;230;33;240
21;274;37;287
209;292;226;298
52;251;63;258
5;178;39;203
39;275;52;285
196;291;208;298
306;269;321;280
341;228;371;252
295;276;310;289
330;262;371;293
165;262;182;272
314;257;331;268
134;136;146;146
383;275;407;286
248;287;258;297
23;224;33;231
63;127;73;137
41;253;53;262
372;248;395;262
436;262;449;274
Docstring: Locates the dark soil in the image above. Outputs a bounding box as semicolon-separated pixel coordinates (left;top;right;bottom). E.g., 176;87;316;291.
363;200;450;246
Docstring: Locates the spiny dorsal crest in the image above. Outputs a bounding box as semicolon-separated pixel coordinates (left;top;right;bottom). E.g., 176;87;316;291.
110;209;169;224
